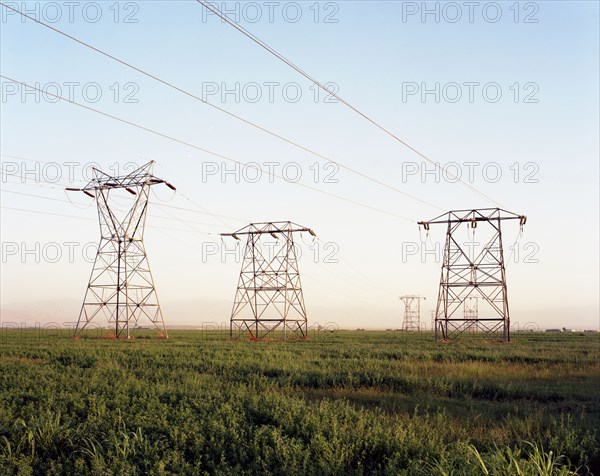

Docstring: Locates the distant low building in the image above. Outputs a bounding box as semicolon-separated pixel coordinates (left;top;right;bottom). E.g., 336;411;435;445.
545;329;561;333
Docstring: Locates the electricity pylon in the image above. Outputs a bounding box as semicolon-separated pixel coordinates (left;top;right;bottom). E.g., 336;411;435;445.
399;295;425;331
221;221;315;340
464;296;479;333
67;161;175;339
418;208;526;343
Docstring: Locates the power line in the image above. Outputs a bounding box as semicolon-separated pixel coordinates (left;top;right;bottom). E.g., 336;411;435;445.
0;188;220;235
1;188;91;207
0;75;414;222
1;153;85;182
2;169;406;303
151;226;208;254
0;205;215;235
0;201;393;301
312;259;391;302
1;193;400;303
155;202;247;224
0;205;94;221
152;196;222;232
0;189;227;229
177;190;236;230
1;163;248;222
197;0;503;208
0;170;78;190
0;2;442;212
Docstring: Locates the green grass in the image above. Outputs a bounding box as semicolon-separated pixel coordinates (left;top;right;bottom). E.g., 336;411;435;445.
0;330;598;475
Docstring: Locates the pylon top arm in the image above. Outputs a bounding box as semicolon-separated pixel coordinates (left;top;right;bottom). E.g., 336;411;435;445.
65;161;176;195
418;208;526;230
221;221;316;240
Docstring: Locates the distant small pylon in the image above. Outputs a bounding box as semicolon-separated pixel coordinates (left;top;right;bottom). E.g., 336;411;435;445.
464;297;479;333
399;295;425;331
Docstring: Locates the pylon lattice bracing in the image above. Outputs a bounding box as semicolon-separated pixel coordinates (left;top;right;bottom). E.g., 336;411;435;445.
419;208;526;342
67;161;175;339
221;221;315;340
399;295;425;331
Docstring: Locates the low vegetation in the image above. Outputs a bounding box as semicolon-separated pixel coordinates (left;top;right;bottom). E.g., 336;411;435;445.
0;330;598;474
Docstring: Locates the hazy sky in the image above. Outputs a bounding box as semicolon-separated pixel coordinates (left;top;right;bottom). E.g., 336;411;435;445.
1;1;598;330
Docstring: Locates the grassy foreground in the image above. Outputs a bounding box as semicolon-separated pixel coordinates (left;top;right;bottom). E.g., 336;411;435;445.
0;330;598;475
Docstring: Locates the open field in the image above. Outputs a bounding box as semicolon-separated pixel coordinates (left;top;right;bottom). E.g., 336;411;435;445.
0;330;599;475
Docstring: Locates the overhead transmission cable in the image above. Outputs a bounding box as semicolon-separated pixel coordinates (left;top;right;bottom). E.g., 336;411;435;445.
2;201;391;301
0;75;413;222
1;188;224;230
0;204;215;235
0;2;442;212
2;166;402;296
1;162;248;223
196;0;503;208
0;190;219;234
1;190;397;299
0;205;96;221
1;189;90;207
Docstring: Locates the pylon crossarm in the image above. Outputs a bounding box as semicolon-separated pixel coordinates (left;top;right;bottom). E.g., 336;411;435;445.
418;208;526;228
221;221;315;239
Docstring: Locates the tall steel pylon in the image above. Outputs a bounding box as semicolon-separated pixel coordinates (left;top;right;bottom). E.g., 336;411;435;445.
221;221;315;340
67;161;175;339
399;295;425;331
418;208;526;342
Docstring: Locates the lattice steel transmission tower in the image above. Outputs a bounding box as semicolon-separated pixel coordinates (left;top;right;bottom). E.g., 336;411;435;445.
67;161;175;339
464;296;479;333
221;221;315;340
418;208;526;342
399;295;425;331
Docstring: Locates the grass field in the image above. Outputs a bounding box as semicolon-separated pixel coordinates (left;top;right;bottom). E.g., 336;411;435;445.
0;330;598;475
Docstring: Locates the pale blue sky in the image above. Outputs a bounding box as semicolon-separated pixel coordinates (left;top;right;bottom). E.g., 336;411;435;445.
1;1;598;329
